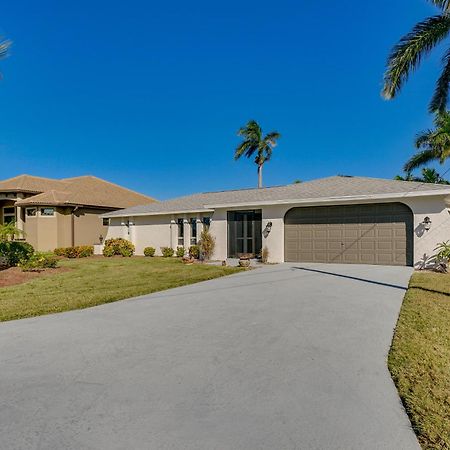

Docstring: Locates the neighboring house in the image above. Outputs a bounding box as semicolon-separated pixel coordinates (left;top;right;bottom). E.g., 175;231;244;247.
0;175;155;251
104;176;450;266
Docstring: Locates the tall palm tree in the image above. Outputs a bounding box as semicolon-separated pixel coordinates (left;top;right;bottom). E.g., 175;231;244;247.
382;0;450;113
234;120;281;188
0;37;11;78
404;111;450;171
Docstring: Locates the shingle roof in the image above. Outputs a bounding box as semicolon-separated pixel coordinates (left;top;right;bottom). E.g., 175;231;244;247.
0;174;156;209
104;176;450;217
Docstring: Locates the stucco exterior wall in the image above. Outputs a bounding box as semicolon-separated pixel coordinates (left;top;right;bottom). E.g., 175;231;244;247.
105;195;450;265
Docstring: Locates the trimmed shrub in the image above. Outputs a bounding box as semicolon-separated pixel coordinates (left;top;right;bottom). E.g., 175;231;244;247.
19;252;58;271
176;246;186;257
54;245;94;258
199;229;215;261
161;247;174;257
0;241;34;267
143;247;156;257
103;238;135;257
189;245;200;259
261;246;269;264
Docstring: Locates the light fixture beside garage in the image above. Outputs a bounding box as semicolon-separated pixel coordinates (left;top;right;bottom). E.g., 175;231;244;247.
422;216;432;231
263;221;273;238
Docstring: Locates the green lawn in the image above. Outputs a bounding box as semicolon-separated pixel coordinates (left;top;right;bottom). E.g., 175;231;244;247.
388;271;450;450
0;257;242;322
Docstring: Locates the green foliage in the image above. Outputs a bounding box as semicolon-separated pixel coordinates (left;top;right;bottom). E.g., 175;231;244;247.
189;245;200;259
176;246;186;257
19;252;58;271
0;222;25;242
395;167;450;184
235;120;281;188
199;229;215;261
161;247;174;257
435;241;450;260
0;241;34;267
403;112;450;172
382;4;450;113
54;246;94;258
143;246;156;257
103;238;135;257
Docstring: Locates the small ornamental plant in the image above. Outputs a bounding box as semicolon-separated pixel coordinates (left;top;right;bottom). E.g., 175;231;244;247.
143;247;156;257
176;246;186;257
189;245;200;259
19;252;58;272
161;247;174;257
54;246;94;258
199;229;215;261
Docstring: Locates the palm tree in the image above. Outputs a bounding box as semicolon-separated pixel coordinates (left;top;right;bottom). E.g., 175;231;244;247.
234;120;281;188
0;37;11;78
394;167;450;184
382;1;450;113
404;111;450;172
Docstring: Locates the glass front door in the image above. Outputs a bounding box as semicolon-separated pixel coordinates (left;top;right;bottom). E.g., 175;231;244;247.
227;210;262;258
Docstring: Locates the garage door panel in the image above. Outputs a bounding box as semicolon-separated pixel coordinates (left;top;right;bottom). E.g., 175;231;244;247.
285;203;413;266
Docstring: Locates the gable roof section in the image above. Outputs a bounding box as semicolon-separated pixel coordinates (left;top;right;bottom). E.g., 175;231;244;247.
0;174;156;209
103;176;450;218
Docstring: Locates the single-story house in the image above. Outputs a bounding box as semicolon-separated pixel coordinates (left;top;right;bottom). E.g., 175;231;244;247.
0;174;155;251
103;176;450;266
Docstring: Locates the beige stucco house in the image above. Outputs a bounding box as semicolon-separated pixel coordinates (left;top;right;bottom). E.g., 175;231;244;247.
0;174;155;251
104;176;450;267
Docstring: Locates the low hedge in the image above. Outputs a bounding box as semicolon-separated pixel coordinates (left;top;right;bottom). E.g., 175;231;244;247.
161;247;174;257
0;241;34;267
54;245;94;258
19;252;58;271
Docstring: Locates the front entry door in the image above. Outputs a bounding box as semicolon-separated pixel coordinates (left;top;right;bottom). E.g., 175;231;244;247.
227;210;262;258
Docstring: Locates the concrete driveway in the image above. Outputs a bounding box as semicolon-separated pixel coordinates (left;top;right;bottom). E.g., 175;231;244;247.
0;263;419;450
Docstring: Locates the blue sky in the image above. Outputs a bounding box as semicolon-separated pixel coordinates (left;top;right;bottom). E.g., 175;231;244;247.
0;0;448;199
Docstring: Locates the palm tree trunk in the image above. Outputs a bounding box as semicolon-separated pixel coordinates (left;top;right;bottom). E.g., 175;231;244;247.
257;164;263;188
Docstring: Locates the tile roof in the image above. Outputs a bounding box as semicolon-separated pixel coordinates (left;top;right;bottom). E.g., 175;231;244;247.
104;176;450;217
0;174;156;209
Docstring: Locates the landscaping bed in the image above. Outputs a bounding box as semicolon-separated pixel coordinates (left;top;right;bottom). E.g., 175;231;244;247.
0;266;70;288
0;256;242;322
389;271;450;450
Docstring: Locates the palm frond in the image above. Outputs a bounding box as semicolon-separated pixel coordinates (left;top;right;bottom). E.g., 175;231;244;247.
429;0;450;12
430;49;450;112
415;129;435;148
0;38;11;59
404;148;441;172
382;15;450;99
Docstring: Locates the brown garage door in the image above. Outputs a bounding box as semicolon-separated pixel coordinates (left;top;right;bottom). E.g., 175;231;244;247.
284;203;413;266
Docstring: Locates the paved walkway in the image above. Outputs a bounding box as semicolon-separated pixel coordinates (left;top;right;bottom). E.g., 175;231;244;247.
0;263;419;449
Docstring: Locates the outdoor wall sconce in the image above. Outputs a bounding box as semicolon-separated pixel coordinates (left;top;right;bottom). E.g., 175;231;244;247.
263;221;273;238
99;234;104;244
422;216;432;231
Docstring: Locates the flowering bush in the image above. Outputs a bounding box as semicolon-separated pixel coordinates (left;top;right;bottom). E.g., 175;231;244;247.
54;246;94;258
176;246;186;257
189;245;200;259
102;238;135;257
0;241;34;267
143;247;156;257
161;247;174;257
19;252;58;271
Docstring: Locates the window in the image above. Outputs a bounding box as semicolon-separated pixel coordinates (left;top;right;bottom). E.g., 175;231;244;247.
26;208;37;217
3;207;15;224
190;218;197;245
102;218;110;226
202;217;211;230
177;218;184;246
40;207;55;216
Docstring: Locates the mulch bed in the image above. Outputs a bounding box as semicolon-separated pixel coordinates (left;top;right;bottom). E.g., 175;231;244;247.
0;267;70;288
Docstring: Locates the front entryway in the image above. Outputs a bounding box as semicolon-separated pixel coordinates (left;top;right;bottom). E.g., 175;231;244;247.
227;210;262;258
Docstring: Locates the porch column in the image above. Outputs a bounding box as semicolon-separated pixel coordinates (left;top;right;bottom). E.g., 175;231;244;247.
170;217;177;249
183;217;190;251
